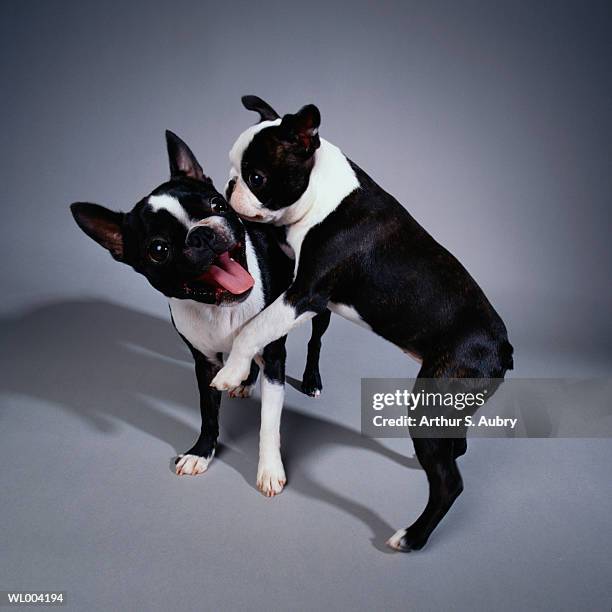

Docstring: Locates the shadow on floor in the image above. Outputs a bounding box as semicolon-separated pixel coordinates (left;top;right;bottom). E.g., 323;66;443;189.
0;299;419;550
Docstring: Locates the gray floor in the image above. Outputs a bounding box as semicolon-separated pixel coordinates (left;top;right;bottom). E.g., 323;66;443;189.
2;1;612;609
1;299;611;611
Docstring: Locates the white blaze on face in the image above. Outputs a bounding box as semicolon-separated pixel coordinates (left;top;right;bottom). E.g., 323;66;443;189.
148;194;231;237
148;194;192;228
228;119;281;222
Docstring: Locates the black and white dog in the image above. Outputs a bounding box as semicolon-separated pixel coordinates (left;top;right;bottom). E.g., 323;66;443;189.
70;131;331;496
211;96;514;550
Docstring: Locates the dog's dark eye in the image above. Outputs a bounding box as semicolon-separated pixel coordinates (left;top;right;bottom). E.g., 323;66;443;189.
248;172;266;189
148;239;170;263
210;196;227;214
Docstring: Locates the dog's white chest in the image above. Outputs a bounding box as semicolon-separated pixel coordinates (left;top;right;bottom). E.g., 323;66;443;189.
170;295;263;360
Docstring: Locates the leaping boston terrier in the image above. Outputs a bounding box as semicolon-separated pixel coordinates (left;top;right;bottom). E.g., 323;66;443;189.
211;96;514;550
70;131;331;496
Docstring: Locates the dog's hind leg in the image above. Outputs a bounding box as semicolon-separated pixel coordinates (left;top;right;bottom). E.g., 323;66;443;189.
388;436;463;552
388;332;510;551
388;354;467;551
301;308;331;397
453;436;467;459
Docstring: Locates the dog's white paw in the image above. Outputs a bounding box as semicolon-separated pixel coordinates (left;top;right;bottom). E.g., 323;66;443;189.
386;528;407;551
211;359;251;391
175;453;213;476
256;460;286;497
228;384;255;399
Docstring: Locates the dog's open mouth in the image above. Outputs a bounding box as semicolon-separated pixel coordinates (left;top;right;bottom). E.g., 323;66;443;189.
183;244;254;302
196;250;254;295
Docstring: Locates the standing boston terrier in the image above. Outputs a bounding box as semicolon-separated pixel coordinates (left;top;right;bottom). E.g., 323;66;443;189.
211;96;514;550
70;130;331;496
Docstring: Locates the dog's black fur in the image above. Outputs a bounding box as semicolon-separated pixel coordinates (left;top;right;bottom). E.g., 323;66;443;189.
220;96;514;550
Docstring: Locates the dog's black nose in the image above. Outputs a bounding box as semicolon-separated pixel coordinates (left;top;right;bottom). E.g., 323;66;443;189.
186;225;225;254
187;226;215;250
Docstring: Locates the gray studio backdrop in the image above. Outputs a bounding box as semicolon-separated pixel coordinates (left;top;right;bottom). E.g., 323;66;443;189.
1;2;611;611
2;0;611;368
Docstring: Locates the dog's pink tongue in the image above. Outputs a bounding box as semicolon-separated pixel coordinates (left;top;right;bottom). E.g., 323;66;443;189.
200;252;254;295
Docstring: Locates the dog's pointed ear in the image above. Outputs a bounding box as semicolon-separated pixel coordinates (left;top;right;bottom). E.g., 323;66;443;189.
280;104;321;155
70;202;125;261
165;130;209;182
241;95;280;122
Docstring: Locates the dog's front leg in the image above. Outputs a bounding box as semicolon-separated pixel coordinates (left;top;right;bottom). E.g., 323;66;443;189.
175;348;221;476
256;337;287;497
301;309;332;397
211;289;321;391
